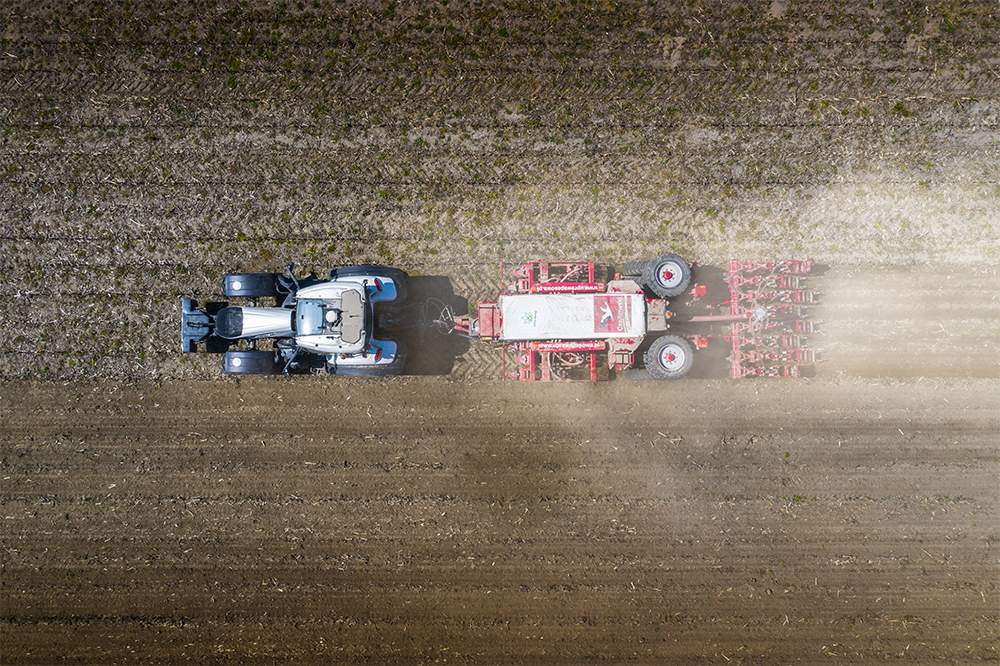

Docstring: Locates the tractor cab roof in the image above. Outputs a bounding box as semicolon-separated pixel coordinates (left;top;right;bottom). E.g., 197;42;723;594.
295;288;365;344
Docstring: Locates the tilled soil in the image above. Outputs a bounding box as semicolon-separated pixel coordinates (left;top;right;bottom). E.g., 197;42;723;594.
2;1;1000;663
1;379;998;663
2;0;999;382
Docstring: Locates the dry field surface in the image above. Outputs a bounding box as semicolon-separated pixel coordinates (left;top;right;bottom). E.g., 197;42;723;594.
2;379;999;663
1;0;998;663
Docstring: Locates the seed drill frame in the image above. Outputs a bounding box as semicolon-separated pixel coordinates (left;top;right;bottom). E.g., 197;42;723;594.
454;258;818;381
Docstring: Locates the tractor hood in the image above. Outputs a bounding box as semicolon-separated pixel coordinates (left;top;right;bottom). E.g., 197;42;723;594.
215;306;293;339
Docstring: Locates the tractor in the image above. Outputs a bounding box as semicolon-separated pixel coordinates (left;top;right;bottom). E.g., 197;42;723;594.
180;264;409;376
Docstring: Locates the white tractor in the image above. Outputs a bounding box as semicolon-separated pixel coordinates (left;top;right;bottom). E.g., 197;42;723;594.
181;264;408;376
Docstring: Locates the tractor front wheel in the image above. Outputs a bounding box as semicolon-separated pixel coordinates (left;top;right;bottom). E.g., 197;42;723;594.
221;273;280;299
222;350;281;375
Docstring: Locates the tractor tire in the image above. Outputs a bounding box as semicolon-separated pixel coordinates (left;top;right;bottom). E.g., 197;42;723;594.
222;350;281;375
621;260;646;276
617;367;654;381
334;265;409;303
221;273;280;299
641;253;692;298
332;342;407;377
644;335;694;380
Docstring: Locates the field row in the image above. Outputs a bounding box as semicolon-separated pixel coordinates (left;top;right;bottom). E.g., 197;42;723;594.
2;377;997;662
4;0;998;45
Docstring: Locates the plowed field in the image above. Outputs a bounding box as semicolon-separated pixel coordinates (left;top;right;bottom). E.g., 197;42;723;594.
1;1;998;663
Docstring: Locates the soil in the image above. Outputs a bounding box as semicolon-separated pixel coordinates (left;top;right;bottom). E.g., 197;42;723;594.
2;379;998;663
1;0;999;663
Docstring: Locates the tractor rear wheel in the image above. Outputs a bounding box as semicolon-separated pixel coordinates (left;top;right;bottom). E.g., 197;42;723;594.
644;335;694;380
641;253;692;298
